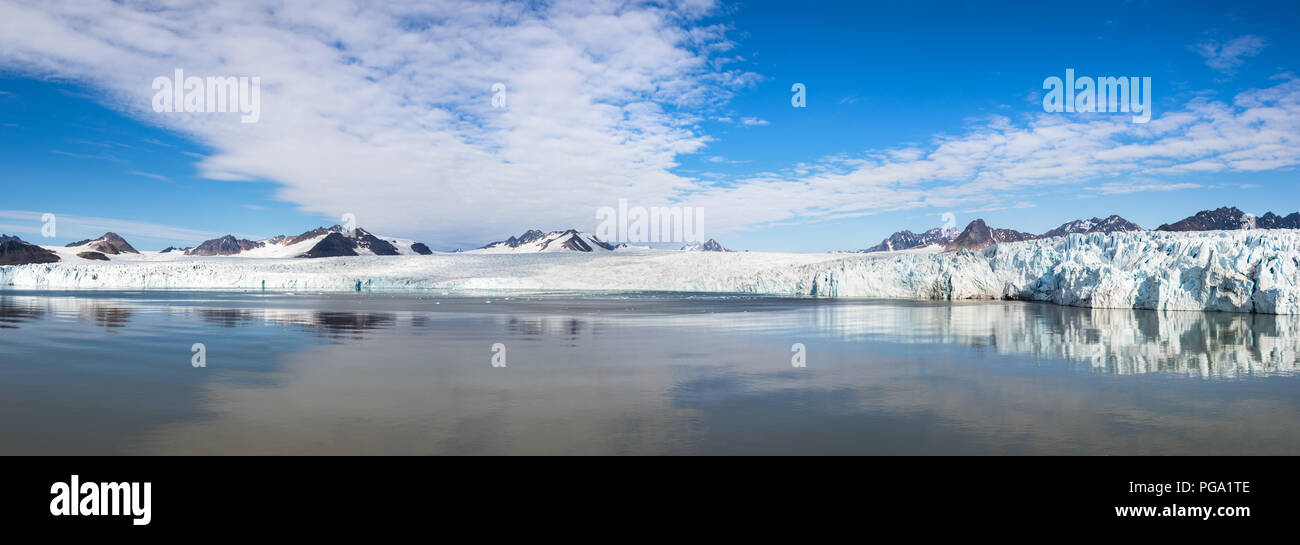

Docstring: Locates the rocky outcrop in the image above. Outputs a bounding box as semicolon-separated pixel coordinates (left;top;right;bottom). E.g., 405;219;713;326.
298;232;358;258
864;227;958;252
185;235;265;256
946;219;1037;250
1157;207;1255;231
66;232;139;255
681;239;732;252
0;239;60;265
1041;215;1143;237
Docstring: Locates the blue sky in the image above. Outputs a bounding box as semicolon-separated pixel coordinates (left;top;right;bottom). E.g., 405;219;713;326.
1;0;1298;251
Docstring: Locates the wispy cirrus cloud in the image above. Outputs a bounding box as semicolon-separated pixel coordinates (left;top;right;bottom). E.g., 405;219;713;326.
1192;34;1268;74
961;201;1037;214
0;210;230;242
684;77;1300;234
50;149;123;163
1087;182;1202;195
127;169;169;182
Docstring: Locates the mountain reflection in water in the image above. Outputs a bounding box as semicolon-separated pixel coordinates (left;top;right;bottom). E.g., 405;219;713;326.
3;291;1300;454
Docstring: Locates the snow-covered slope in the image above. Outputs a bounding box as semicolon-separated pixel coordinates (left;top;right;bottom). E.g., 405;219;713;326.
183;227;427;258
864;227;959;252
680;239;731;252
7;230;1300;314
1041;215;1142;237
475;229;614;253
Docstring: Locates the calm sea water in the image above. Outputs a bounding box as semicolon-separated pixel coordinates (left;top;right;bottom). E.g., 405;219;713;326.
3;290;1300;455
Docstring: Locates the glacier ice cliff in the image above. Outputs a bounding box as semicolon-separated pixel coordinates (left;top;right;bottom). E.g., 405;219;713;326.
3;230;1300;313
792;229;1300;314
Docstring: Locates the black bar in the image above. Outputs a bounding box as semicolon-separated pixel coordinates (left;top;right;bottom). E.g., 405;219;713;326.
4;456;1288;533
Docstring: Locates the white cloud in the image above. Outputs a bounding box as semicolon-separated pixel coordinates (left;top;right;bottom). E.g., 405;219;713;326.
680;77;1300;234
0;0;752;245
1192;35;1268;74
961;201;1037;214
1087;182;1202;195
1;2;1298;245
739;116;769;126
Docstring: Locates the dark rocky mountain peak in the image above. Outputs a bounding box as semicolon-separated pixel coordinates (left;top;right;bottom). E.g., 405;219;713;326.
0;239;60;265
484;229;548;249
66;232;138;255
481;229;613;252
681;238;731;252
1256;212;1300;229
297;232;359;258
185;235;266;256
1041;215;1143;238
1156;207;1254;232
946;219;1037;251
864;227;958;253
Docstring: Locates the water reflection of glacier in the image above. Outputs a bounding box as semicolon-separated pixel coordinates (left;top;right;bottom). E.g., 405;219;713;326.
800;301;1300;378
5;292;1297;377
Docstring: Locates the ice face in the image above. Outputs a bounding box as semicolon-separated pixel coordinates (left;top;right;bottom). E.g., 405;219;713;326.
804;229;1300;314
5;229;1300;313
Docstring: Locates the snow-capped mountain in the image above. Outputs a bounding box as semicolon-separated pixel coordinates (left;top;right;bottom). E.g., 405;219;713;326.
185;235;266;256
1154;206;1300;232
182;226;431;258
1041;215;1142;237
477;229;614;252
1157;207;1259;231
864;227;958;252
13;229;1300;315
866;215;1140;253
65;232;138;255
680;239;731;252
945;219;1037;250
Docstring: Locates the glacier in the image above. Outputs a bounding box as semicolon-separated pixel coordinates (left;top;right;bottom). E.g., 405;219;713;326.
4;229;1300;314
